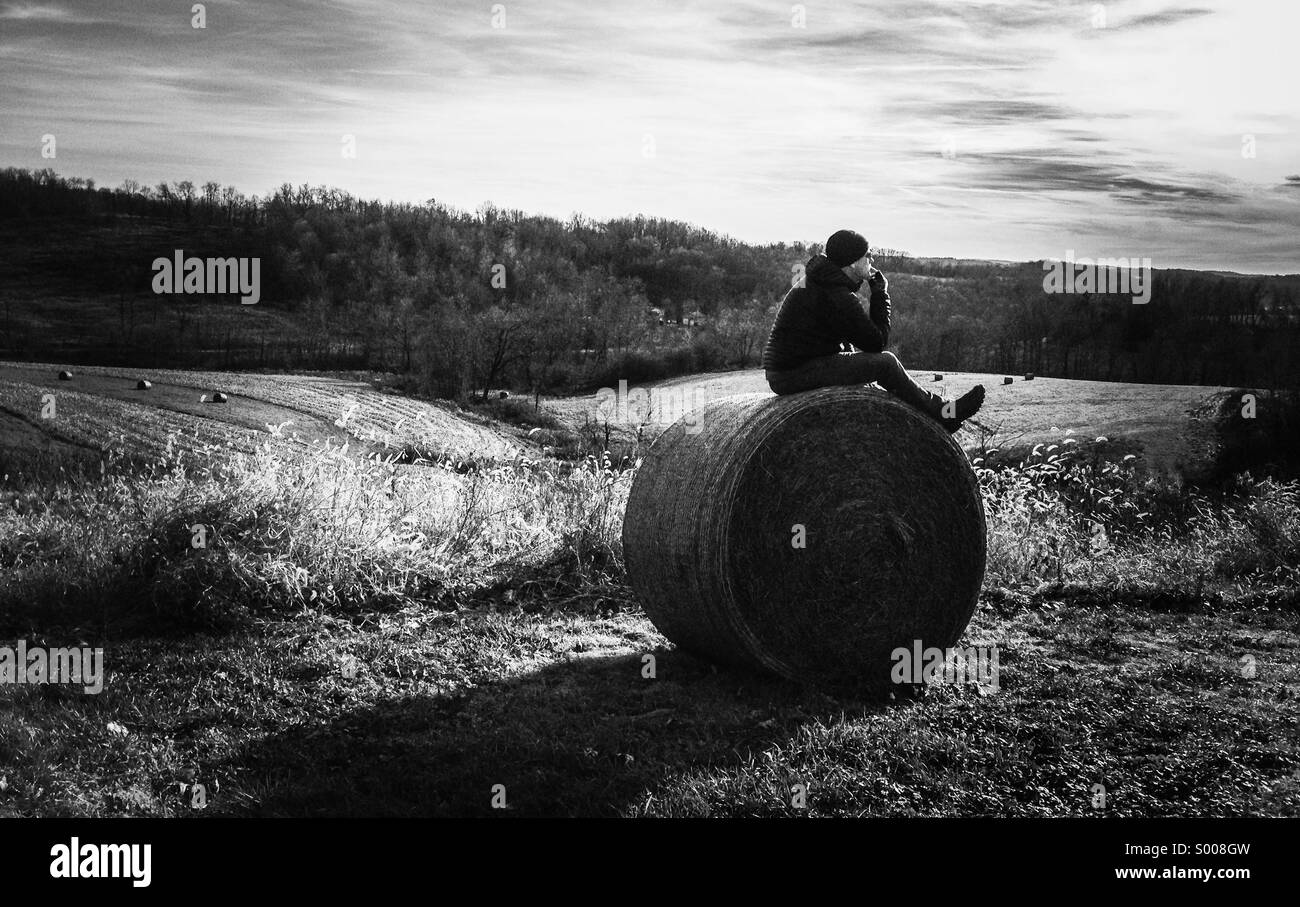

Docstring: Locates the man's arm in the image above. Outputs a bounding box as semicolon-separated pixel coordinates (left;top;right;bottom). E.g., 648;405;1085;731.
828;285;887;354
867;270;891;348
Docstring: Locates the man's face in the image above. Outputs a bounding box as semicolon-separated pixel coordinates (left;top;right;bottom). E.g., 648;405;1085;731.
848;253;874;283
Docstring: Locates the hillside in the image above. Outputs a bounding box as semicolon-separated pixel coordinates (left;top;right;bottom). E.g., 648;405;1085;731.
3;169;1299;401
0;361;526;471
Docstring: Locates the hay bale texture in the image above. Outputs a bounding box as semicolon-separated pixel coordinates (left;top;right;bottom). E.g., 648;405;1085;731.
623;386;986;689
1024;373;1035;381
933;373;943;382
1003;376;1014;385
136;380;151;390
57;370;72;381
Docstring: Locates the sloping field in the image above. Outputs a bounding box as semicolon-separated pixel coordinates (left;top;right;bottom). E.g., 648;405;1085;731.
0;361;526;465
0;377;263;461
545;369;1228;474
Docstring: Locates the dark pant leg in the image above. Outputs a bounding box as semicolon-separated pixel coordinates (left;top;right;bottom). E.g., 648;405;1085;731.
767;351;946;420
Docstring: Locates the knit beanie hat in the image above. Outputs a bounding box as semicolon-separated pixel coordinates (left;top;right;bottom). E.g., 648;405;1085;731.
825;229;870;266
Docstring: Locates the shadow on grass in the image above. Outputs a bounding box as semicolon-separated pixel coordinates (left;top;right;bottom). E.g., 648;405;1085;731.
217;646;883;817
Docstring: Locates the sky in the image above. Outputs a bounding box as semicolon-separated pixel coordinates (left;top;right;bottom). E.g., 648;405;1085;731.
1;0;1298;273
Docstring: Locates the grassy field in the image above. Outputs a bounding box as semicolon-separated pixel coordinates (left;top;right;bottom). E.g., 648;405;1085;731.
544;368;1228;477
1;364;1297;817
0;361;525;473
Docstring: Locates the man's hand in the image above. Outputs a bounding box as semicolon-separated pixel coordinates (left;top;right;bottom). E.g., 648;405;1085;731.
868;268;888;294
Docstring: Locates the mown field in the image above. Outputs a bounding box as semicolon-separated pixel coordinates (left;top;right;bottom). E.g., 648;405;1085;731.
545;369;1230;477
0;361;525;471
0;364;1297;817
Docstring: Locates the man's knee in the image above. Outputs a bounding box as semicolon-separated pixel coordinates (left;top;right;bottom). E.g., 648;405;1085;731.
878;352;909;383
766;370;796;395
855;350;902;377
852;351;905;390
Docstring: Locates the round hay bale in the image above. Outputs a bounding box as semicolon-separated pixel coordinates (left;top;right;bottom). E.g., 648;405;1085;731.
57;370;72;381
623;386;986;690
498;390;510;400
1024;373;1035;381
136;379;152;390
1003;376;1014;385
212;392;228;403
932;373;943;382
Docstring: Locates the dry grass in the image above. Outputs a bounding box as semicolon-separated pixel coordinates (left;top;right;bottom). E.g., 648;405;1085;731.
0;439;629;633
0;390;1296;817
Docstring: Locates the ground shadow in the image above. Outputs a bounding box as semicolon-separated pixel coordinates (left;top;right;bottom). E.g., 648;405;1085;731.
215;645;892;817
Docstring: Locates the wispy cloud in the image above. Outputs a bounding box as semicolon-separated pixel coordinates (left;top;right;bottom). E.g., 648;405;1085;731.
1;3;76;21
1124;7;1215;29
953;151;1237;203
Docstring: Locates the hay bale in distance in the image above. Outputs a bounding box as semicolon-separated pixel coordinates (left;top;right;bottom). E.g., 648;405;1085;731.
57;370;72;381
212;392;229;403
136;380;152;390
498;390;510;400
1003;376;1014;385
622;386;986;690
932;373;943;382
1024;373;1035;381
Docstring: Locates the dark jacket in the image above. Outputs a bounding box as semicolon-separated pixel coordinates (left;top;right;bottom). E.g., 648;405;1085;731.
761;254;892;372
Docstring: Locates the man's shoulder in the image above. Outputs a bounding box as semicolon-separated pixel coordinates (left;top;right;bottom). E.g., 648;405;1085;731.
779;280;860;317
821;282;863;307
777;282;816;308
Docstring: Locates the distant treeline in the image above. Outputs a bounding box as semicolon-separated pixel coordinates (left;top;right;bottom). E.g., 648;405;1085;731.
2;167;1298;396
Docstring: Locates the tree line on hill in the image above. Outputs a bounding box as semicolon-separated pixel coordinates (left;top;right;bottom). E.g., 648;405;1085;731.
1;167;1297;399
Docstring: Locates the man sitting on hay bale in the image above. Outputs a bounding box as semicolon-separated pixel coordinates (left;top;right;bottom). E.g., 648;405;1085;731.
764;229;985;433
